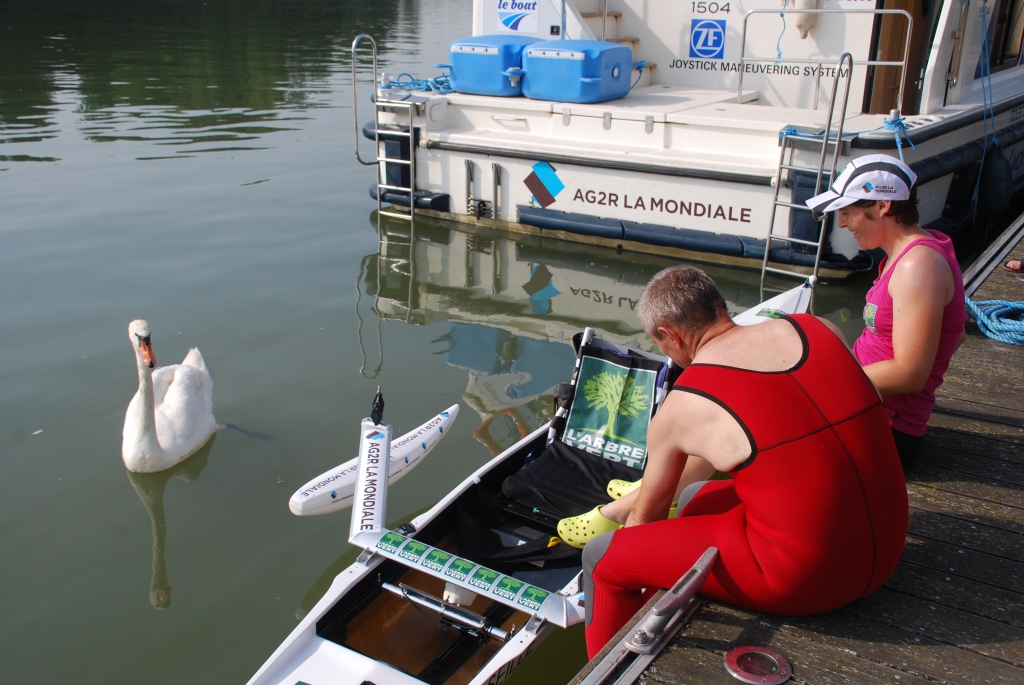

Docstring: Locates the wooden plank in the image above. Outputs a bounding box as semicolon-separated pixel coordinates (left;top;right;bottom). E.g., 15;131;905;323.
970;273;1024;302
921;445;1024;488
936;370;1024;414
900;533;1024;594
908;483;1024;535
908;506;1024;560
952;330;1024;359
885;561;1024;630
777;609;1024;684
845;587;1024;666
928;406;1024;439
660;603;935;685
641;645;741;685
907;463;1024;510
932;395;1024;429
923;427;1024;463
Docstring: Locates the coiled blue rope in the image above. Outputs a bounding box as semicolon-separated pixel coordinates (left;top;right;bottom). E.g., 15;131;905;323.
966;298;1024;346
380;71;454;95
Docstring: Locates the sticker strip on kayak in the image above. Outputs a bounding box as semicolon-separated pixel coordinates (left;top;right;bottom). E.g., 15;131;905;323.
370;530;572;626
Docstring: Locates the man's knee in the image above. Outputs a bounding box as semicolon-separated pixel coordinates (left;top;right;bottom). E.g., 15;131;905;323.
582;530;617;626
583;530;616;576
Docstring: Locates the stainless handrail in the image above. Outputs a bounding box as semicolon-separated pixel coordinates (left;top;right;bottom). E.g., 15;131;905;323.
946;0;971;92
737;9;913;113
351;34;378;166
760;53;855;292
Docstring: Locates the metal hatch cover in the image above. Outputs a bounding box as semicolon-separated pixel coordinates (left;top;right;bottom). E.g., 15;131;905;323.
723;645;793;684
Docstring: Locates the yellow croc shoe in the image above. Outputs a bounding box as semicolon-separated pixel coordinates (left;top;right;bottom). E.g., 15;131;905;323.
557;506;623;549
606;478;642;500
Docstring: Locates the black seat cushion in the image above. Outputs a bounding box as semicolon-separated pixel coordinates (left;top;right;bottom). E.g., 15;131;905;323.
501;440;643;520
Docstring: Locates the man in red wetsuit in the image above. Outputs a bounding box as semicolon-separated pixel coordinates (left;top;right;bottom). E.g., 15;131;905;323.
582;266;908;658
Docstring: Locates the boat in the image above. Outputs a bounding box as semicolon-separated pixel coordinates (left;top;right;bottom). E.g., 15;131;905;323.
246;281;813;685
289;405;459;516
352;0;1024;283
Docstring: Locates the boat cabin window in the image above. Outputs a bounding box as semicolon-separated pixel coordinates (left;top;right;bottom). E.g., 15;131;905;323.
975;0;1024;75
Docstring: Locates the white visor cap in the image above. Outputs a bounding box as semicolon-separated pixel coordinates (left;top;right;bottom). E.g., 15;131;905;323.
805;154;918;214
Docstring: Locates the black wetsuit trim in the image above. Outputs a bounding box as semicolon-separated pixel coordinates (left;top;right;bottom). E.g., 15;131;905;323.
670;386;758;471
686;315;809;375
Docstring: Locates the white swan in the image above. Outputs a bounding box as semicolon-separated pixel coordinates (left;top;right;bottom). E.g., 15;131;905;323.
122;320;217;473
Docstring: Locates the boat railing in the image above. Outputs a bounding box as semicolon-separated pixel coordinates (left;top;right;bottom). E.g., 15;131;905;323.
737;8;914;113
351;34;378;167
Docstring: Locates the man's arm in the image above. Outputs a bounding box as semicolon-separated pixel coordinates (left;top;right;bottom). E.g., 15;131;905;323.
625;395;715;528
862;246;950;396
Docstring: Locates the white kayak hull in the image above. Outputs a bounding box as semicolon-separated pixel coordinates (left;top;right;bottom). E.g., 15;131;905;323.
250;423;564;685
288;405;459;516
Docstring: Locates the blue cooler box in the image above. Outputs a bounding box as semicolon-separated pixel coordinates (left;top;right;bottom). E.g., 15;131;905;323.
446;35;541;97
522;40;633;104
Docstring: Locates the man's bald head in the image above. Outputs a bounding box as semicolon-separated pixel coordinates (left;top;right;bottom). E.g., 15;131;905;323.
636;266;728;340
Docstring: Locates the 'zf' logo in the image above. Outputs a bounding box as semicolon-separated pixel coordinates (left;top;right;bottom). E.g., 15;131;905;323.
689;19;726;60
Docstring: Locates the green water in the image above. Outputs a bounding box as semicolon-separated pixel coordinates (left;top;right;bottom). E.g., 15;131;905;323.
0;2;871;682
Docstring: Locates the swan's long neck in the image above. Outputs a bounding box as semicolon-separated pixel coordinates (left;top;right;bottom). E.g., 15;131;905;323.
135;347;165;458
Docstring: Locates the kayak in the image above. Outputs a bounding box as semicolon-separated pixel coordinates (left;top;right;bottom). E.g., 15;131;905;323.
288;405;459;516
250;417;577;685
250;282;813;685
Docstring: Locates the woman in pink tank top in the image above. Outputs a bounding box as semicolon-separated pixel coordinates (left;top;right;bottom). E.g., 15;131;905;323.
807;155;966;468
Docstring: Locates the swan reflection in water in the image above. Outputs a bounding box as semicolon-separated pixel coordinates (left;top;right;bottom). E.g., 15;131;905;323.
125;435;215;609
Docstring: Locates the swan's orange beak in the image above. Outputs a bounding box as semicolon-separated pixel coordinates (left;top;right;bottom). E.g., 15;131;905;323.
139;338;156;368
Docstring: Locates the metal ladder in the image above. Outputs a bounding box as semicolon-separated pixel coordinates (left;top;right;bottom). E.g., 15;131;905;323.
352;34;417;224
736;8;914;291
761;52;854;291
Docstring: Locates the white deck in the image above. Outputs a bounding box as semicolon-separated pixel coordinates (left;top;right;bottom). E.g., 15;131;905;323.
418;85;919;178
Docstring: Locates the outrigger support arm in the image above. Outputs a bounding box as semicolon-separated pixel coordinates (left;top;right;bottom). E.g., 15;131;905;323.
383;582;510;642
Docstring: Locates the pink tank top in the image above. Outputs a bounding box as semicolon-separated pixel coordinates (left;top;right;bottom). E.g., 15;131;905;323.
852;230;966;436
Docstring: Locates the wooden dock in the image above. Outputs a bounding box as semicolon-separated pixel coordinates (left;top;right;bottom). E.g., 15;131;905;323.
574;226;1024;684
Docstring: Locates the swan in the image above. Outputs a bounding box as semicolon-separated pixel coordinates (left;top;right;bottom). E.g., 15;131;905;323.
122;320;217;472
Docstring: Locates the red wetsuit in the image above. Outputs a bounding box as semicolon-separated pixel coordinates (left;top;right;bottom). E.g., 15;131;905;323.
586;314;908;657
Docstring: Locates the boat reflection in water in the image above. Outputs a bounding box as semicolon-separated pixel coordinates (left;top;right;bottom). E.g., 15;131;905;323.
124;436;215;609
358;214;862;455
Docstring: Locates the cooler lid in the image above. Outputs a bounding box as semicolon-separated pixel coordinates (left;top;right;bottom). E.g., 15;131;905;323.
451;34;541;54
525;40;632;61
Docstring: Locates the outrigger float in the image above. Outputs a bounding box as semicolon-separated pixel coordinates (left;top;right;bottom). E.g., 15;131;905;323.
353;0;1024;284
247;282;812;685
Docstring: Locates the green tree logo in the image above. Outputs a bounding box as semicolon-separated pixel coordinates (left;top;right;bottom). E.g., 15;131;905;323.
498;578;522;591
400;541;428;559
581;371;649;442
523;587;548;601
451;559;475;573
473;568;498;583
